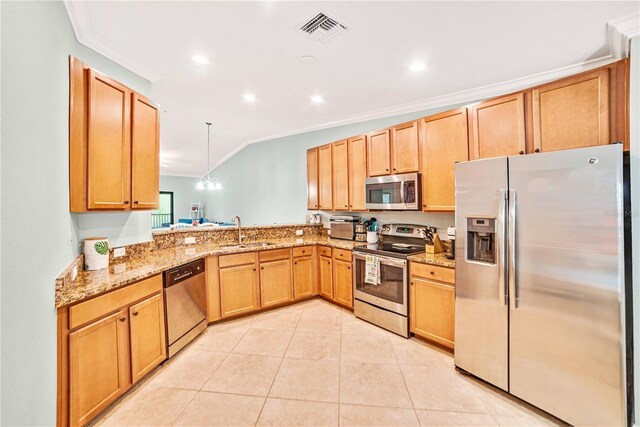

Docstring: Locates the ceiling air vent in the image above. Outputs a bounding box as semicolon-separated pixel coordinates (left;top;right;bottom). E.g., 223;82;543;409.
297;12;349;44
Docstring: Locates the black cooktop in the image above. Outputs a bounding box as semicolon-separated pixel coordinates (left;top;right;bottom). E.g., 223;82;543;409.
354;242;425;258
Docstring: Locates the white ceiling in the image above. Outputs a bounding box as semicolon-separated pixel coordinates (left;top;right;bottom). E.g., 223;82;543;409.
66;1;639;177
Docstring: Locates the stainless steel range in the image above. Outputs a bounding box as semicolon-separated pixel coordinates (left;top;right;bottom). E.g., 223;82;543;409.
353;224;434;337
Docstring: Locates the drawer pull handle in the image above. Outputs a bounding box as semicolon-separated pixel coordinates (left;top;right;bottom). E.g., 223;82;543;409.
430;271;435;275
132;312;139;316
119;317;126;322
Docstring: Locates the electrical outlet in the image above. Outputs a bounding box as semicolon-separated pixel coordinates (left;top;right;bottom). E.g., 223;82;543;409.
113;247;126;258
71;267;78;281
296;229;303;236
185;237;196;245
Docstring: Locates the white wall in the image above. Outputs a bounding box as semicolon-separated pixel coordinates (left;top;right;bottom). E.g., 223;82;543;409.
630;35;640;426
205;106;460;232
160;175;206;220
0;2;150;424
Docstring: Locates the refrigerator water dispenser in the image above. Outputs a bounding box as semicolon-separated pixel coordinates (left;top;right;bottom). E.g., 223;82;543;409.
466;217;496;264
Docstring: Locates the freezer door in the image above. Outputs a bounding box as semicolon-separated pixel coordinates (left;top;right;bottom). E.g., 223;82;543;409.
508;145;625;426
454;157;509;391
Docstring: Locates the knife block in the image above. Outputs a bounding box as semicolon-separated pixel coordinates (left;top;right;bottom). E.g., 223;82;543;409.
426;234;445;254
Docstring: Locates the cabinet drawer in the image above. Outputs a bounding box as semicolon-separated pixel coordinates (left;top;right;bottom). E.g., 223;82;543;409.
259;248;291;263
333;248;352;262
318;246;332;258
292;246;313;258
219;252;256;268
69;274;162;330
410;262;455;284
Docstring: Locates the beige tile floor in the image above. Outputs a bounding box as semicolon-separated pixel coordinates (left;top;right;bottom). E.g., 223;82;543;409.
92;298;561;427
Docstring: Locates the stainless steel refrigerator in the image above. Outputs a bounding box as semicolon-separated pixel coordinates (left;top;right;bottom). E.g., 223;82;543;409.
454;144;627;426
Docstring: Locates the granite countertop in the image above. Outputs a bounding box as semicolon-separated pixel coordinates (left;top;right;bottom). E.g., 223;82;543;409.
56;236;359;308
407;252;456;269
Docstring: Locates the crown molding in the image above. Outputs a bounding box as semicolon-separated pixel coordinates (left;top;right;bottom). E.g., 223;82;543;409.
63;1;163;82
209;53;617;171
608;12;640;58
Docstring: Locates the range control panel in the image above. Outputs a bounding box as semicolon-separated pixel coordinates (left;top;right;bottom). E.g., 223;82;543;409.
380;224;436;238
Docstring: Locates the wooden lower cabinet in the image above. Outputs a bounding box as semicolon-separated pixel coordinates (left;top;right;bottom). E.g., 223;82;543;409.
293;256;315;299
205;256;221;322
319;256;333;299
260;258;293;307
129;293;166;383
409;267;455;349
69;310;130;427
219;264;259;318
333;259;353;308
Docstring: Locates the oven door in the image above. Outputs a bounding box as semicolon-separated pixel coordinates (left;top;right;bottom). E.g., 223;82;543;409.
364;173;420;210
353;252;408;316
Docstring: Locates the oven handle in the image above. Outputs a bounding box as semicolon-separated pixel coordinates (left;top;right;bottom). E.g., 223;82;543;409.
353;252;407;268
400;181;406;205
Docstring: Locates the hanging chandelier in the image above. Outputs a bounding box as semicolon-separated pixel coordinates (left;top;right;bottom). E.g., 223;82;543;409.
196;121;222;190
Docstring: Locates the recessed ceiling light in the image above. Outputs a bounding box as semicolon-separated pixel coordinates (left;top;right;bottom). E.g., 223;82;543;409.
300;55;316;64
310;95;325;104
192;55;209;64
243;93;257;102
409;62;426;72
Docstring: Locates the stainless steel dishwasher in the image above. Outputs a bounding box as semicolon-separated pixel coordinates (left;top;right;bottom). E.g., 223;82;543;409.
164;259;207;357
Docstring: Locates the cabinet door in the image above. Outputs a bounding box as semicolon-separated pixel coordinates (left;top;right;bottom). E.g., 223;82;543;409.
70;310;130;427
220;264;259;317
332;140;349;211
333;259;353;308
318;144;333;210
206;256;221;322
367;129;391;176
87;69;131;210
410;277;455;349
260;259;293;307
293;256;315;299
532;68;609;153
391;121;420;174
131;92;160;210
129;293;166;383
470;93;526;159
421;108;469;211
348;135;367;211
319;256;333;299
307;148;319;210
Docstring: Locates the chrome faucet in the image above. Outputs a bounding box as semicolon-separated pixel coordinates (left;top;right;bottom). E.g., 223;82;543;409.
232;215;243;244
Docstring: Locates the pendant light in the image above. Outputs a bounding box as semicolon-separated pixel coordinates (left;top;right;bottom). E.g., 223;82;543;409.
197;122;222;190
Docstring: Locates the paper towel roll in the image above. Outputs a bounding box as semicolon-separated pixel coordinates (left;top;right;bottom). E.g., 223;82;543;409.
84;237;109;271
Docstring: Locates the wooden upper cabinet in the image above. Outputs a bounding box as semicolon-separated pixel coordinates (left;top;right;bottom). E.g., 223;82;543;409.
470;93;526;159
531;68;609;153
129;293;166;384
367;129;391;176
348;135;367;211
131;93;160;210
318;144;333;210
69;310;130;427
306;148;319;210
421;108;469;212
391;121;420;174
69;56;160;212
332;140;349;211
87;69;132;210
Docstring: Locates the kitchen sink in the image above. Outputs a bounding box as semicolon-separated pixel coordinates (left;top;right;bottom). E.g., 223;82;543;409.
221;242;276;250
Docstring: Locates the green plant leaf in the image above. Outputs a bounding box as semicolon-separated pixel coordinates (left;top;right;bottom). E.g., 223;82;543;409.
94;241;109;256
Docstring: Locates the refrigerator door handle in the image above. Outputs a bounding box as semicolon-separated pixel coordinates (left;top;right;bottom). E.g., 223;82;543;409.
508;189;518;308
498;188;508;306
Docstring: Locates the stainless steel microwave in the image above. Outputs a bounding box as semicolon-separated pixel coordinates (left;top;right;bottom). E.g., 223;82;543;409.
364;172;420;210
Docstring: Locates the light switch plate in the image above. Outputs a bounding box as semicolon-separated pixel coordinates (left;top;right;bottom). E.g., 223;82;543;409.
185;237;196;245
296;229;303;236
113;247;126;258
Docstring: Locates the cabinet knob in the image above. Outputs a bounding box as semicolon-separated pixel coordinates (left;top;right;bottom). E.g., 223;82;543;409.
347;266;351;270
134;201;139;204
393;168;397;171
119;317;126;322
534;148;540;153
429;271;435;275
261;267;264;270
132;312;139;316
344;205;347;208
294;262;297;265
519;151;524;155
124;201;130;205
410;282;414;286
385;168;389;171
253;268;256;271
